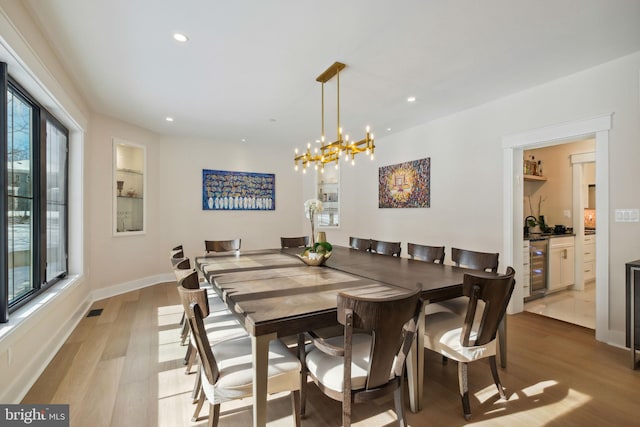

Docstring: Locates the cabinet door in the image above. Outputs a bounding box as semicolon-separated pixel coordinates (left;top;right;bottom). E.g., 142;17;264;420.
561;246;575;287
548;247;563;291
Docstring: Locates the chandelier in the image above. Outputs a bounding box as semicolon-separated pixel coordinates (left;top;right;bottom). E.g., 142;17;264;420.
294;62;374;173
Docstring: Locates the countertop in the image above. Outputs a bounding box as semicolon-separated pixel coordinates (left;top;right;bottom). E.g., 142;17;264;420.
524;233;576;240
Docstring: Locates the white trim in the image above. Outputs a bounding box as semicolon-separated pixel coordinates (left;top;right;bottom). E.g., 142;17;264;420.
90;273;174;302
502;114;614;345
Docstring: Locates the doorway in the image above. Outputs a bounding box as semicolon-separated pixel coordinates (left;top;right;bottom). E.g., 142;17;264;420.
502;114;611;343
521;142;596;328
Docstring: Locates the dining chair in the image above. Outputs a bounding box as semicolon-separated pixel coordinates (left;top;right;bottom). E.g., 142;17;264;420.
423;267;515;420
176;270;248;410
280;236;310;248
430;247;499;314
451;247;499;272
370;239;402;256
170;247;185;266
407;242;445;263
204;238;241;254
300;289;423;427
178;285;301;426
348;236;371;251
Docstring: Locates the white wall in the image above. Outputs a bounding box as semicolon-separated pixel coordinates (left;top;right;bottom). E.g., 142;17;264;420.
156;135;305;261
311;50;640;344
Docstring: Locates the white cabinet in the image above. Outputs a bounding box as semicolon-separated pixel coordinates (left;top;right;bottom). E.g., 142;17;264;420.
548;236;575;292
522;240;531;298
583;234;596;282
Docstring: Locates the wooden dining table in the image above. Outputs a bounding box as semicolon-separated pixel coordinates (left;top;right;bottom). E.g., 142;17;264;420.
195;246;502;427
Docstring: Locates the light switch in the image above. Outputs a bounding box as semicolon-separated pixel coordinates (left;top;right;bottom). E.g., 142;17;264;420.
563;210;571;218
615;209;640;222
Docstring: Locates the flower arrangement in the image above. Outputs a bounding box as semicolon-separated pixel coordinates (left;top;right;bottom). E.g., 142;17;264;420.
300;199;332;264
304;198;323;246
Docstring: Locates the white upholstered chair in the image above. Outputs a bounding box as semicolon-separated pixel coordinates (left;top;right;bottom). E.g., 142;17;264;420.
423;266;515;420
178;285;301;426
300;289;423;427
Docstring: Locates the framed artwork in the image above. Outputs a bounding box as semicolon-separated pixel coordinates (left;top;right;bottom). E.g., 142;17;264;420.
202;169;275;210
378;158;430;208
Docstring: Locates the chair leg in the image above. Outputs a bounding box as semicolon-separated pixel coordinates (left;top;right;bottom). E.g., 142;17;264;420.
297;333;307;418
185;345;197;374
291;390;301;427
191;364;202;403
180;320;189;345
394;375;406;427
489;355;506;399
192;391;205;422
207;403;220;427
457;362;471;420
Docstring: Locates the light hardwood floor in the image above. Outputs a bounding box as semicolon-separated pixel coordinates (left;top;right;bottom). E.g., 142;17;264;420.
23;281;640;426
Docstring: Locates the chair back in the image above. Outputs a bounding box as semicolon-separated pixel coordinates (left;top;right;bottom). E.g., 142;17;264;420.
174;257;191;270
407;243;445;263
177;269;201;290
370;240;402;257
461;266;516;347
451;247;499;272
337;289;422;389
177;286;220;386
281;236;309;248
170;248;185;266
204;239;241;253
349;237;371;251
173;258;196;282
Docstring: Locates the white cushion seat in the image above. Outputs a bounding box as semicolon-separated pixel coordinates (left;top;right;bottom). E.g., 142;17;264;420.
305;333;395;394
424;311;496;363
201;335;301;403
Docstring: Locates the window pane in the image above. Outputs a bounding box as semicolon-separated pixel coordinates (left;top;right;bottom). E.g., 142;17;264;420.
7;89;35;304
8;199;33;302
46;121;67;281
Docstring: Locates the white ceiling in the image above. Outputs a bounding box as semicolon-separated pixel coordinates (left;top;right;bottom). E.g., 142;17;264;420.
23;0;640;147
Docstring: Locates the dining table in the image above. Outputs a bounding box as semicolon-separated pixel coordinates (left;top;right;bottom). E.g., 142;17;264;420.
195;245;503;427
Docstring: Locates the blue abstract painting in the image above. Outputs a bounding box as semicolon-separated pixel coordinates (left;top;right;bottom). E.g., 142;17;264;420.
202;169;275;210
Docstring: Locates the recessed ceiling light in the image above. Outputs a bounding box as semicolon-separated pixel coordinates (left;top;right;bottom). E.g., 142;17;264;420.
173;33;189;43
407;96;416;103
387;127;392;131
165;117;174;122
241;138;247;143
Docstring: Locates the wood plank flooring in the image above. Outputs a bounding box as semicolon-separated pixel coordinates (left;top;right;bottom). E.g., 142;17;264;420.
22;281;640;426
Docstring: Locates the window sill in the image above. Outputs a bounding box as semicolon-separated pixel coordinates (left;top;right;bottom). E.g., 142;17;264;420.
0;274;83;344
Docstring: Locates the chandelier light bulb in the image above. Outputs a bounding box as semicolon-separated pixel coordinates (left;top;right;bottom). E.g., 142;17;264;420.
294;164;298;171
370;154;374;160
295;148;299;154
307;142;311;149
351;159;355;166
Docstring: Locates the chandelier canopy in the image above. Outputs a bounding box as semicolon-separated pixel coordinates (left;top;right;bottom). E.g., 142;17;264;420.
294;62;374;173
